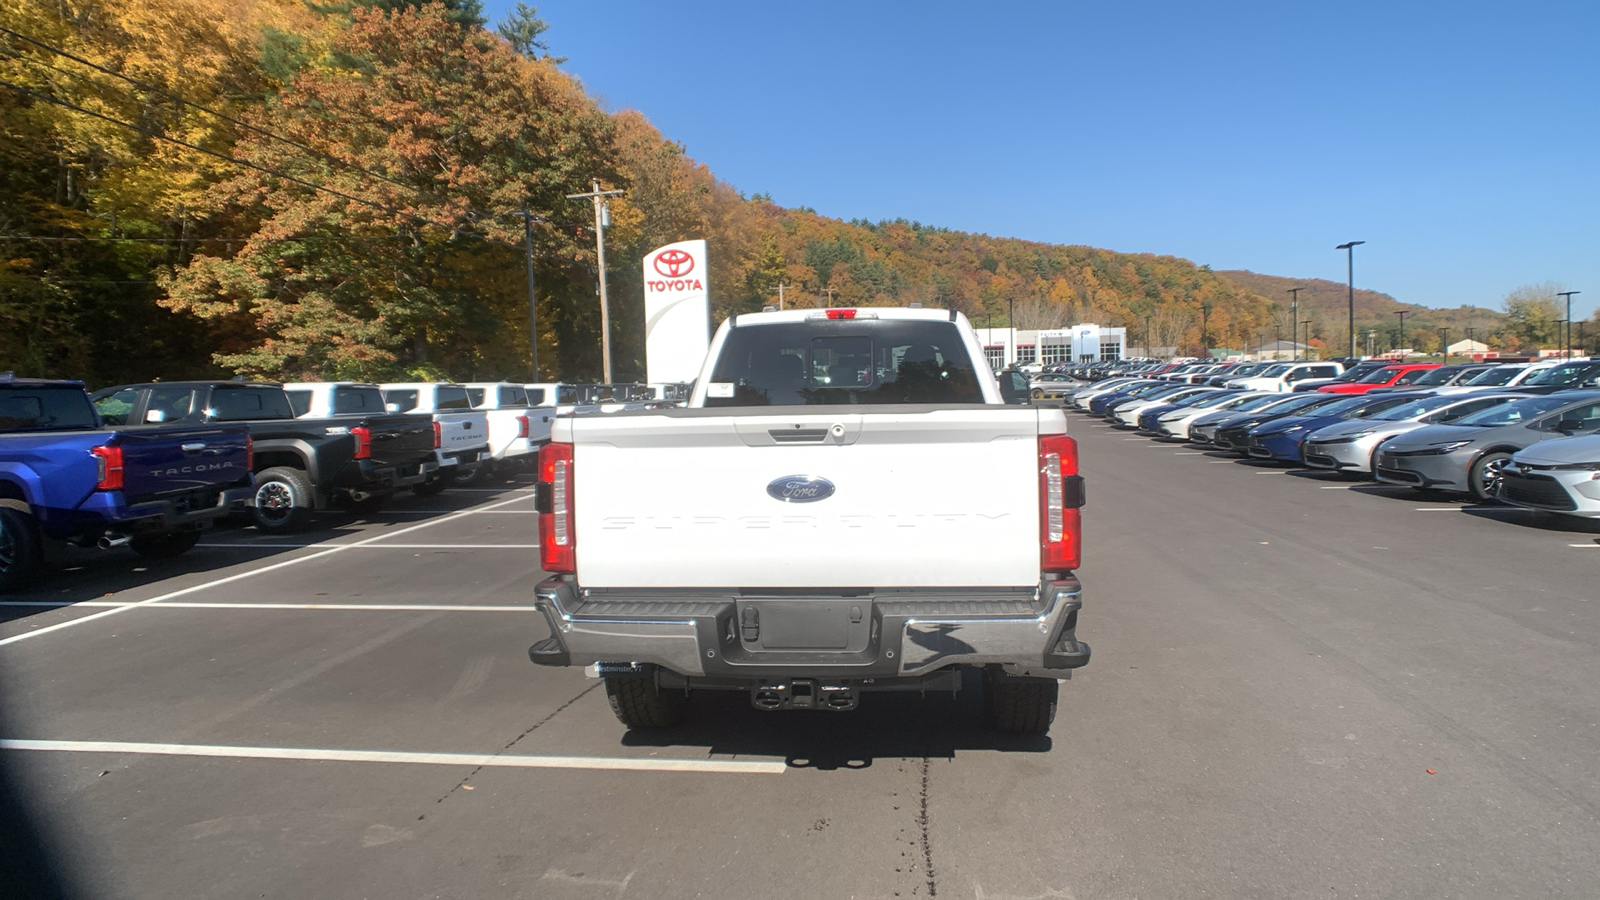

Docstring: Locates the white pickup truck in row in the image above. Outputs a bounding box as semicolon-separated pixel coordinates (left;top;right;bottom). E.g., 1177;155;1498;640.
528;307;1089;734
380;383;490;492
464;382;552;473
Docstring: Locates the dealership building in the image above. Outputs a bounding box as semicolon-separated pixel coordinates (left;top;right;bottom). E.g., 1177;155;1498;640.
971;324;1127;370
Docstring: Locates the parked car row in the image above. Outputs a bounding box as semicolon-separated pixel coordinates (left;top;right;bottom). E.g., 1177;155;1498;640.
1062;356;1600;518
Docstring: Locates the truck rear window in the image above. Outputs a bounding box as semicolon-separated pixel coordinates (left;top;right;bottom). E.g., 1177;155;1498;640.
333;387;386;415
436;386;473;410
0;386;98;431
706;320;984;406
210;387;294;421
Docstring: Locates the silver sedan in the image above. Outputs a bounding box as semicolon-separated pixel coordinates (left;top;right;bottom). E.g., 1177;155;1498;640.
1303;393;1529;475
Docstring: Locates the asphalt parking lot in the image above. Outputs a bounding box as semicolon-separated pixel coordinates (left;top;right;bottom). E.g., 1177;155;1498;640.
4;424;1600;900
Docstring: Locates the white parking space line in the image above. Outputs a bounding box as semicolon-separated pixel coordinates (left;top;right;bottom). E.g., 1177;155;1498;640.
445;487;537;493
0;601;538;611
196;543;538;549
1254;471;1286;475
1175;451;1204;455
1415;507;1462;511
1568;544;1600;548
0;494;533;648
0;739;787;775
1320;485;1355;489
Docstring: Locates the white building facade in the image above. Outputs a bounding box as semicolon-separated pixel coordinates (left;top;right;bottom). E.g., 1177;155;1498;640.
971;324;1127;370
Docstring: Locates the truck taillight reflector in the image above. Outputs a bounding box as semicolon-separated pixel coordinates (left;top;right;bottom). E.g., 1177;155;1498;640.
826;308;857;319
351;426;372;460
516;415;530;439
538;441;574;573
92;444;124;492
431;421;442;449
1039;433;1083;571
245;434;254;471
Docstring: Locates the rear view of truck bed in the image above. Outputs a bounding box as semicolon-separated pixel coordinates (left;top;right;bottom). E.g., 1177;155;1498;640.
529;308;1088;734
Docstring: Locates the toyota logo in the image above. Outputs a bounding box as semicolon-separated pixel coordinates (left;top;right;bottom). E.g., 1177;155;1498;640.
653;249;695;278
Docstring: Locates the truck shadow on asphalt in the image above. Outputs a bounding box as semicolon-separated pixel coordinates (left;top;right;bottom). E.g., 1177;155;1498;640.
619;670;1053;769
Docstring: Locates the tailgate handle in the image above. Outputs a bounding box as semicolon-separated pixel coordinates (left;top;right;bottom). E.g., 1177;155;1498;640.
769;428;829;444
180;442;207;453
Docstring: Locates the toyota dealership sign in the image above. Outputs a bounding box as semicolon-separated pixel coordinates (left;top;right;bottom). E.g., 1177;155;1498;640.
642;240;710;384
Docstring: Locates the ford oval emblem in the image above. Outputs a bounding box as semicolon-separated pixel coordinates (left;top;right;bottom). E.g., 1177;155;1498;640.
767;475;835;503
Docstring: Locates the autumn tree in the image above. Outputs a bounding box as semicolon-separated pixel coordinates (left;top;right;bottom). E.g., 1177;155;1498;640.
1501;282;1566;349
163;3;617;380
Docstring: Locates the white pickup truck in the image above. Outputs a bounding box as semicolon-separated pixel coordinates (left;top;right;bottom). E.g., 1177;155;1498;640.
529;307;1089;734
380;382;490;492
1224;361;1345;392
463;382;552;474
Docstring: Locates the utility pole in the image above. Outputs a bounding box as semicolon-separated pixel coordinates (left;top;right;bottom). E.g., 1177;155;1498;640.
566;179;625;382
1439;327;1450;364
1336;241;1365;358
1366;330;1376;358
1144;315;1152;358
1396;310;1410;358
1464;326;1476;360
1287;288;1303;360
819;287;838;306
1557;291;1581;359
521;211;544;380
1301;320;1312;360
775;283;793;310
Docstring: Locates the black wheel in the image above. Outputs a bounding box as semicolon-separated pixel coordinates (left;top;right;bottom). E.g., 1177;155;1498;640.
1469;451;1512;502
0;505;43;592
251;466;314;534
411;476;448;497
129;530;202;559
984;671;1057;735
451;461;490;486
604;676;686;729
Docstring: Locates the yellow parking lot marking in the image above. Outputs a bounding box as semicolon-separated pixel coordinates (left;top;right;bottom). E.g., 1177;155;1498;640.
0;739;787;775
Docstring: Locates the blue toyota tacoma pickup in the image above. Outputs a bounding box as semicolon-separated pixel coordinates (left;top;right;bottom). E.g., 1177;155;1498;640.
0;376;254;591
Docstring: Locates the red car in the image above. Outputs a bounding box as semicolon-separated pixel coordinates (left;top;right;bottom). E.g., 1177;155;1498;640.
1316;363;1441;394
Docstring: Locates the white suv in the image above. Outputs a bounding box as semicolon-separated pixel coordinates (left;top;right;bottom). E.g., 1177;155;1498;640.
1225;362;1344;392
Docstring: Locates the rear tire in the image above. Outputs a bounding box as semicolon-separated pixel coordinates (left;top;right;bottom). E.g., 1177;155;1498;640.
129;530;202;559
251;466;314;534
605;676;686;729
0;506;43;592
984;671;1058;735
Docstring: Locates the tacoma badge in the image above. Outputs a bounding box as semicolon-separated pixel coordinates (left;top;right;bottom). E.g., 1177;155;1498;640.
767;475;835;503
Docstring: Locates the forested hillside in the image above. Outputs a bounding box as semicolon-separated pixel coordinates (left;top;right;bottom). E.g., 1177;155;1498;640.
0;0;1546;387
1216;271;1507;355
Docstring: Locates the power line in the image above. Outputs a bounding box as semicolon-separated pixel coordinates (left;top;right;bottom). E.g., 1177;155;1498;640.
0;25;433;205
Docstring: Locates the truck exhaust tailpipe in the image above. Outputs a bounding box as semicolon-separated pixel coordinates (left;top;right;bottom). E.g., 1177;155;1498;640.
98;534;132;550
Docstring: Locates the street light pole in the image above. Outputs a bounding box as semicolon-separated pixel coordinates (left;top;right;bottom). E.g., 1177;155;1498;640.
566;179;625;383
1287;287;1303;360
1557;291;1581;359
1144;315;1152;358
1301;320;1313;360
1440;327;1450;364
1396;310;1410;358
1336;241;1365;359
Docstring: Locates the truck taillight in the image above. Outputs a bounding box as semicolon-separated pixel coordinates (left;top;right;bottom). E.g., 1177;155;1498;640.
1039;433;1083;572
826;308;857;319
537;441;575;573
516;415;530;439
432;421;442;449
245;434;254;471
351;426;372;460
91;444;124;492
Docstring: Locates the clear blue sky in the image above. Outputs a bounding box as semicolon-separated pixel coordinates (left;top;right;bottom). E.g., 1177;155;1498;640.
485;1;1599;318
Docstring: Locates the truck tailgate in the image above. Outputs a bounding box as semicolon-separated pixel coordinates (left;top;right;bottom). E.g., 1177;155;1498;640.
116;426;252;502
359;414;437;468
568;407;1055;589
